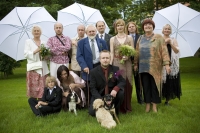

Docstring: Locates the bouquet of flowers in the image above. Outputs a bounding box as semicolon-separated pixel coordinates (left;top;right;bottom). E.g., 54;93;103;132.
118;44;136;64
40;44;51;60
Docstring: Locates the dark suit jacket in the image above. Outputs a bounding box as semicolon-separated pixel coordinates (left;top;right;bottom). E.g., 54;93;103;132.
89;65;126;99
96;33;112;51
76;37;108;80
133;34;141;49
41;86;62;112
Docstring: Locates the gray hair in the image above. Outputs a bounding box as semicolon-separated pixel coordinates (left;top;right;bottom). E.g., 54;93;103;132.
31;25;42;34
85;25;97;33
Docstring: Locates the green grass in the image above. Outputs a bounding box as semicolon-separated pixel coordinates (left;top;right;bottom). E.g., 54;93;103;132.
0;57;200;133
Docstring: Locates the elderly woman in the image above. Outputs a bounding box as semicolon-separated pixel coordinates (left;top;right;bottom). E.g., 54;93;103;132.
110;19;134;113
24;25;49;99
134;19;171;112
162;24;182;105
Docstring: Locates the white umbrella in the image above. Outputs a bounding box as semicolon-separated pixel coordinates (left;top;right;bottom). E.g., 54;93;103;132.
0;7;56;61
152;3;200;58
58;2;110;38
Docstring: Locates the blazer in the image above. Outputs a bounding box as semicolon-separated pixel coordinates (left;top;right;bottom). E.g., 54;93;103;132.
24;39;49;76
96;33;112;51
134;34;141;49
41;86;62;112
76;37;108;80
89;65;126;99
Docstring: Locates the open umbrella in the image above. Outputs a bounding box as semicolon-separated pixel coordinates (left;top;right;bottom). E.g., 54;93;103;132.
152;3;200;58
57;2;110;38
0;7;56;61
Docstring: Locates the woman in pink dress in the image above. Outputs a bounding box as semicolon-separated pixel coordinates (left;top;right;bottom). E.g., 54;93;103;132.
24;25;49;99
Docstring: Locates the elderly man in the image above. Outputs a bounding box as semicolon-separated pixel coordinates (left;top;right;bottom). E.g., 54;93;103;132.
76;25;108;81
96;21;112;51
47;22;71;79
89;50;125;116
70;25;85;76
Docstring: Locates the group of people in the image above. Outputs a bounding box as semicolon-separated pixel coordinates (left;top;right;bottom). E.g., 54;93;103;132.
24;17;181;117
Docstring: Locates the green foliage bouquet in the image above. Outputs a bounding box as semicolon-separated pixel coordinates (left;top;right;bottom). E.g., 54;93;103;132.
40;44;51;60
118;44;136;64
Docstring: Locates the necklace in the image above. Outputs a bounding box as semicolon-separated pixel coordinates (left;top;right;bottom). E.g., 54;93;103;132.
117;34;126;38
145;33;154;40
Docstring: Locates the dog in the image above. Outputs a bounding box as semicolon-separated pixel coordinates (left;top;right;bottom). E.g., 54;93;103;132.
67;91;78;115
103;94;120;124
93;99;116;129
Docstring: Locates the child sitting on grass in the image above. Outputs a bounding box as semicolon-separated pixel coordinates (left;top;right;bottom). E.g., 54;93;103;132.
28;76;62;117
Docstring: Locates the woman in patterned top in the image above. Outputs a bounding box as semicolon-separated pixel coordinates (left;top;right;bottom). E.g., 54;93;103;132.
134;18;171;113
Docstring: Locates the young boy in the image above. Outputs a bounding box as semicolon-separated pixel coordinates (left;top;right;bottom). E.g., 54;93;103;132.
28;76;62;116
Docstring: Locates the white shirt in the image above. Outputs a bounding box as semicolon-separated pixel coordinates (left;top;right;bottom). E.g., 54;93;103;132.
48;86;56;95
98;33;105;40
88;38;99;64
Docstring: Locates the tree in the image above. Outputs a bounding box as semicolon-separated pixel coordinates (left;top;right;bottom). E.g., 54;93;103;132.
0;52;21;78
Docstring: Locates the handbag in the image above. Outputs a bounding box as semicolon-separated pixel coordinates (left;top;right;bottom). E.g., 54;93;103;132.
56;36;71;63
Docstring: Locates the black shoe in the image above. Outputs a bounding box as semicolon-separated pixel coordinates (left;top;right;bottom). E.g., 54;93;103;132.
138;101;144;105
164;101;169;106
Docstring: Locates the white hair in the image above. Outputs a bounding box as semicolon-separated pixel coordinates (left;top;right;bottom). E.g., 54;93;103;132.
31;25;42;34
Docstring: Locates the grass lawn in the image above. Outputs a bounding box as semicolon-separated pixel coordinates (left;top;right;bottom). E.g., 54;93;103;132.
0;57;200;133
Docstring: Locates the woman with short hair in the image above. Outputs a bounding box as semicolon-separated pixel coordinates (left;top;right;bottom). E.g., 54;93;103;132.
24;25;49;99
134;19;171;112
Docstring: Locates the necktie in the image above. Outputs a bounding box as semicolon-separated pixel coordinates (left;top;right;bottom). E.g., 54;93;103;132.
91;39;96;60
104;69;109;94
100;34;103;39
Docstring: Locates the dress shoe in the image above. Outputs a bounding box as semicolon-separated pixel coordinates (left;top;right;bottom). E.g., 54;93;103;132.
164;101;169;106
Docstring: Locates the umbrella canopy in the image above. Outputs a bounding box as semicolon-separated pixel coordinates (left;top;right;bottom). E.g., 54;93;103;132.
58;2;110;38
152;3;200;58
0;7;56;61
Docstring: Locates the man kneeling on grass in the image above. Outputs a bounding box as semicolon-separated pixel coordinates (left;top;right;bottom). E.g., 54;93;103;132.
28;76;62;117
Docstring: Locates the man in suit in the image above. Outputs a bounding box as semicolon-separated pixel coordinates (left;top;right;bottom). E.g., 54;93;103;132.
76;25;108;81
89;50;125;116
96;21;112;51
28;76;62;116
126;21;144;104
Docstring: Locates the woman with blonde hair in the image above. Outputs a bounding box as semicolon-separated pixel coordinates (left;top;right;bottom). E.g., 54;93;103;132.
162;24;182;105
24;25;49;99
110;19;134;113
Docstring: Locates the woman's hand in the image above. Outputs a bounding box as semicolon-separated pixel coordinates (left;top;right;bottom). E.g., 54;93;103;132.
134;65;138;72
165;65;171;75
69;83;76;90
165;38;171;44
34;47;41;54
63;91;69;97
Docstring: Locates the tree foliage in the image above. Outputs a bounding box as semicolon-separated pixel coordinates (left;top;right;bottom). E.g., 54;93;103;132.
0;0;200;77
0;52;21;78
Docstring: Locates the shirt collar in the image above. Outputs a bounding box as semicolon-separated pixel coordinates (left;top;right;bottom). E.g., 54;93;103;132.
99;33;105;38
48;86;56;90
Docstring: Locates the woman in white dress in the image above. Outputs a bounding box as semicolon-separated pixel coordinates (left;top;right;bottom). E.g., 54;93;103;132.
24;25;49;99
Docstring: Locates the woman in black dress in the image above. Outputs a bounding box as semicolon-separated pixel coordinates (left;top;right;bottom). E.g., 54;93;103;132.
162;24;182;105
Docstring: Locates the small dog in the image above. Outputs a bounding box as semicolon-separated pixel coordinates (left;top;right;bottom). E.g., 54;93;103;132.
93;99;116;129
103;94;120;124
67;91;78;115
